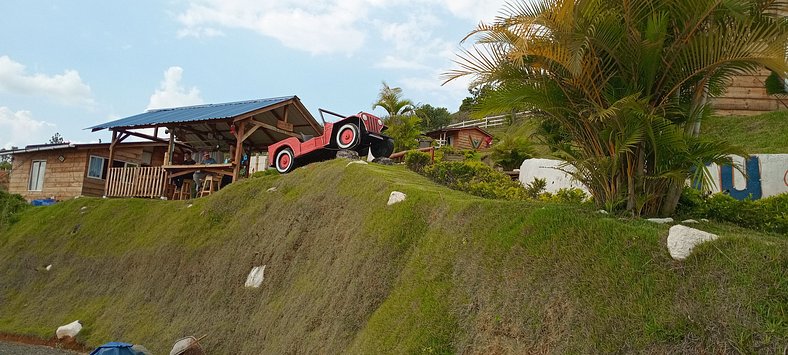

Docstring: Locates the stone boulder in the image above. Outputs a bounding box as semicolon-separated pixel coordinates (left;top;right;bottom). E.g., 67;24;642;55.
646;217;674;224
56;320;82;339
245;265;266;288
387;191;406;206
336;150;360;160
372;157;394;165
667;225;719;260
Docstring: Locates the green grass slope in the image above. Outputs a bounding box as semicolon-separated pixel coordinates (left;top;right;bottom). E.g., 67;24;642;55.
0;160;785;353
704;111;788;154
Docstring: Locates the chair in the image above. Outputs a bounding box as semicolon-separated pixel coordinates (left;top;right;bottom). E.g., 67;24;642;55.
173;179;194;200
199;175;220;197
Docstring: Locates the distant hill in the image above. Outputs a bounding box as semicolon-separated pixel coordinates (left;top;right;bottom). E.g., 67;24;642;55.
0;160;785;353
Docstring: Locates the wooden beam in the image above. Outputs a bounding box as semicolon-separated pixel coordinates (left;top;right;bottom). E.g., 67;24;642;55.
270;107;294;131
241;124;260;142
167;127;175;165
104;130;119;197
283;105;289;123
232;122;245;182
290;100;322;134
232;99;294;123
248;120;300;138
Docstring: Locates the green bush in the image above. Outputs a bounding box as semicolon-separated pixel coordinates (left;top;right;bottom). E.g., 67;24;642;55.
0;190;28;230
404;151;432;173
524;178;547;199
422;160;527;200
677;188;788;234
541;188;588;204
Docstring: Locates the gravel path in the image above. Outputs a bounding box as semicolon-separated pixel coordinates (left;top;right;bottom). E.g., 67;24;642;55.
0;341;84;355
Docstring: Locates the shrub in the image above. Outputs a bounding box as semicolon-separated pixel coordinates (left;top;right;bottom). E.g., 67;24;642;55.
404;151;432;173
524;178;547;199
422;160;527;200
677;189;788;234
0;190;28;230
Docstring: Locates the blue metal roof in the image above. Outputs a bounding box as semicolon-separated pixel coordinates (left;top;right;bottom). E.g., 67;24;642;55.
87;96;296;131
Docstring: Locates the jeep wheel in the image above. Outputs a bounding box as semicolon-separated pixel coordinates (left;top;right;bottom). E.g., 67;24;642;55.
275;148;295;174
336;123;360;149
371;138;394;158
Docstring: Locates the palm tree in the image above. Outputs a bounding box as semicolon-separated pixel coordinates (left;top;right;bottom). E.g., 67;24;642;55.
372;81;415;119
445;0;788;216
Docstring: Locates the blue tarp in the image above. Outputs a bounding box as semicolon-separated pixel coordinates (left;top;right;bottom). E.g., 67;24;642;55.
89;342;147;355
30;198;56;206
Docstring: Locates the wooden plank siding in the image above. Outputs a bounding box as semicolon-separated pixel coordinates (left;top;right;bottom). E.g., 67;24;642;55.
7;145;168;201
712;69;788;116
0;171;9;191
451;129;492;150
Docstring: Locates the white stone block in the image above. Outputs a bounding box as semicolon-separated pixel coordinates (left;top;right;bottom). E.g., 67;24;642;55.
56;320;82;339
667;225;719;260
646;217;674;224
387;191;406;206
682;219;698;224
245;265;266;288
346;160;368;167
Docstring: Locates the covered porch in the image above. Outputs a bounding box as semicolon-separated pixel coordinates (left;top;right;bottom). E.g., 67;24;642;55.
88;96;323;198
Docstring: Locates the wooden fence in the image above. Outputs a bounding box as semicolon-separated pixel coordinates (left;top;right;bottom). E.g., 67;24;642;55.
446;111;531;129
106;166;169;198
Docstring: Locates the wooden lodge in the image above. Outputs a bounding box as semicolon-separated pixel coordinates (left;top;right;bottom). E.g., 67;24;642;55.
2;142;167;201
424;127;494;151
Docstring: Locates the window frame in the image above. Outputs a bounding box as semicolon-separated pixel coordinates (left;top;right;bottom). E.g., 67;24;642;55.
87;155;106;180
28;160;46;191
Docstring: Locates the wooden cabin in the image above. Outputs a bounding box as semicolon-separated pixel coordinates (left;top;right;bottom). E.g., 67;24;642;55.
425;127;494;151
2;142;167;201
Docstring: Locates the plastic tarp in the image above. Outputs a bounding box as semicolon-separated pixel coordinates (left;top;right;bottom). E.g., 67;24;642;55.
90;342;150;355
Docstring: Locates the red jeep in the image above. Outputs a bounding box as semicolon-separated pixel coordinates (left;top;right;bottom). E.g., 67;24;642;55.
268;109;394;173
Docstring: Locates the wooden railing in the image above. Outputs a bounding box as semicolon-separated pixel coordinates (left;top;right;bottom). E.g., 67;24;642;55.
446;111;532;129
106;166;169;198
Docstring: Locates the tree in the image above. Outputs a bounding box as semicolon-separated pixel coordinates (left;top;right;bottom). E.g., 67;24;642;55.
415;104;452;131
458;84;494;113
446;0;788;216
372;81;415;120
49;132;65;144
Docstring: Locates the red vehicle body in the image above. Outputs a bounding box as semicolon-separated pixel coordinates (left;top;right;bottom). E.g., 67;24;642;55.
268;109;394;173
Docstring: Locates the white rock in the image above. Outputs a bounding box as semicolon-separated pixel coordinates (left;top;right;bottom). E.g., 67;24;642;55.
170;337;197;355
596;210;609;214
56;320;82;339
186;204;193;208
267;187;277;192
346;160;369;167
45;264;52;271
701;218;709;222
80;206;87;211
646;217;674;224
387;191;406;206
245;265;266;288
682;219;698;224
667;225;719;260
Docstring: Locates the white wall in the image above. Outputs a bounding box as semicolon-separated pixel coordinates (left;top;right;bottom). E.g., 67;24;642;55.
519;155;788;200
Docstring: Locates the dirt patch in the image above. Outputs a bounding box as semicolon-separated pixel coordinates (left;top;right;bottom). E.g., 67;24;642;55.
0;333;91;353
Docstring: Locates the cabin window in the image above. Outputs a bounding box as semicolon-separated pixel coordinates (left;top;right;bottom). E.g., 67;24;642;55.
28;160;46;191
87;156;106;179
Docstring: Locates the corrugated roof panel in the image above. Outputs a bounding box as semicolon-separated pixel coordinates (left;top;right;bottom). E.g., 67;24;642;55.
87;96;295;131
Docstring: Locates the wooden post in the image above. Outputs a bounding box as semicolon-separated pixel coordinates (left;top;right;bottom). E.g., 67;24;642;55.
167;127;175;165
104;130;119;197
232;120;246;182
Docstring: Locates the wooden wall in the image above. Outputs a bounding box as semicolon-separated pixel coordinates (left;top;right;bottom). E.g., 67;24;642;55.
450;129;492;151
8;149;88;201
8;146;168;201
712;70;788;116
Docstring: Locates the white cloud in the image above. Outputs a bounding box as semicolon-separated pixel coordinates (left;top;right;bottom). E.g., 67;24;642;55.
0;55;95;107
176;0;371;55
0;107;56;149
147;67;204;110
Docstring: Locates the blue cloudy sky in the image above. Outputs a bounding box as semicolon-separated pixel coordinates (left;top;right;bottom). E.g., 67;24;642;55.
0;0;509;149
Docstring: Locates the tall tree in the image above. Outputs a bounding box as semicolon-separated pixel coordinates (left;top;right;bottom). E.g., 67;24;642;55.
446;0;788;216
372;81;415;119
48;132;65;144
415;104;452;131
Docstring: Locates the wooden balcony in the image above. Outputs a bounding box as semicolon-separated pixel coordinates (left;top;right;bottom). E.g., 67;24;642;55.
106;166;169;198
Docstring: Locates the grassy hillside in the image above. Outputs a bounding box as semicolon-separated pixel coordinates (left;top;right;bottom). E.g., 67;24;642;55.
702;111;788;154
0;160;785;353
